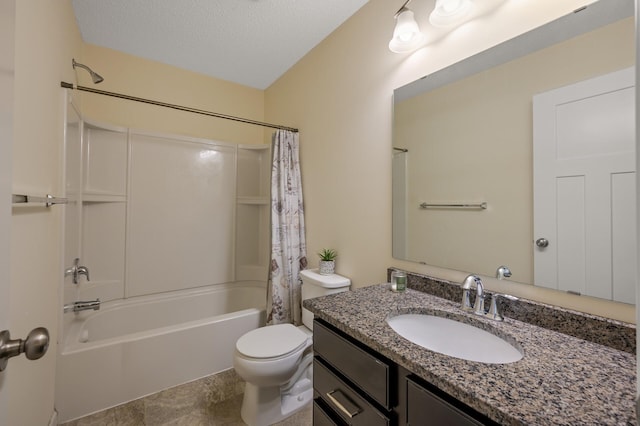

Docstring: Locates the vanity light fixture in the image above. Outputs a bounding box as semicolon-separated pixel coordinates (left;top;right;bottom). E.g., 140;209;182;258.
429;0;474;28
389;0;425;53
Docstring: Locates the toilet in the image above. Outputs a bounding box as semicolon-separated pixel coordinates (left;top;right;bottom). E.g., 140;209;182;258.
233;269;350;426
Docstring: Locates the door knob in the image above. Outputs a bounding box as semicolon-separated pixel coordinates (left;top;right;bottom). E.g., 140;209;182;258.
0;327;49;371
536;238;549;248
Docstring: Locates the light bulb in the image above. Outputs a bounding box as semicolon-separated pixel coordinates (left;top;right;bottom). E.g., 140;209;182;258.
442;0;463;13
429;0;473;28
389;9;425;53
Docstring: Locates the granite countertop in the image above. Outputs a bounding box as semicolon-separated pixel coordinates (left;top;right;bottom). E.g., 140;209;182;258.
304;284;637;426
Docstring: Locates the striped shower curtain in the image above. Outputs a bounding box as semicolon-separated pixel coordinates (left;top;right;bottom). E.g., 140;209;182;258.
267;130;307;325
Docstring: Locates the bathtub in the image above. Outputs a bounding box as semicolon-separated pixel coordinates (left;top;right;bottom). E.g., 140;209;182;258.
55;282;266;423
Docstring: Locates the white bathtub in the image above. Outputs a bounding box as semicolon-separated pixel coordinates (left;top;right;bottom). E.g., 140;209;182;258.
55;282;266;423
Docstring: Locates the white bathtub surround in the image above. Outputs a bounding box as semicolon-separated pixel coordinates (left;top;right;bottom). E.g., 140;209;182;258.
63;120;251;305
55;283;266;423
62;117;273;327
59;116;275;423
268;129;307;325
63;117;274;309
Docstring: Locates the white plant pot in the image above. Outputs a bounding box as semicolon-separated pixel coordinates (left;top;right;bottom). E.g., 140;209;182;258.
319;260;335;275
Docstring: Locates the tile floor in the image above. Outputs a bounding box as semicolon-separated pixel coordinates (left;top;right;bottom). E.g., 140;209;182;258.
61;394;312;426
60;369;312;426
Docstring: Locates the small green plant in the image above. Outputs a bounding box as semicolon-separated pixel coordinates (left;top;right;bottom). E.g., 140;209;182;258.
318;248;337;261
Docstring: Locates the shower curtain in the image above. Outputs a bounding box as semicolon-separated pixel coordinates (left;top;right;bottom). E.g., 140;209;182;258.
267;130;307;325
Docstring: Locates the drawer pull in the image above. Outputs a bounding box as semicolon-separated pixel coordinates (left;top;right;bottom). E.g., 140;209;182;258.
326;389;362;418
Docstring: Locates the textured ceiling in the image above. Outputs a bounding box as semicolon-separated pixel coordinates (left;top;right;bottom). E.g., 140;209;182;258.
71;0;370;90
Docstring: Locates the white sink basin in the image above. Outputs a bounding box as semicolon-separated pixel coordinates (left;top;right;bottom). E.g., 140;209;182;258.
386;314;523;364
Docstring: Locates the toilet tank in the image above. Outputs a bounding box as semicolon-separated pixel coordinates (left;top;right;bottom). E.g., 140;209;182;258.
300;269;350;330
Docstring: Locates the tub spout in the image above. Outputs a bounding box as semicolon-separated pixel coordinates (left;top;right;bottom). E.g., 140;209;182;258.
64;299;100;314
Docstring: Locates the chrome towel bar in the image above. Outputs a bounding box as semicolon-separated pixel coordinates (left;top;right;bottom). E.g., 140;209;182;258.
12;194;67;207
419;202;487;210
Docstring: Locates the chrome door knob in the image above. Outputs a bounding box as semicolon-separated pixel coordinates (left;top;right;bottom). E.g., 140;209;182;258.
536;238;549;248
0;327;50;371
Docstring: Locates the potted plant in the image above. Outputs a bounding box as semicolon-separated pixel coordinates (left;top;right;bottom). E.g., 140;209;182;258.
318;249;337;275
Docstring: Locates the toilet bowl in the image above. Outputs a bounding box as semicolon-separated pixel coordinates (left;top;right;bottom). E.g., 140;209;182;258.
233;269;350;426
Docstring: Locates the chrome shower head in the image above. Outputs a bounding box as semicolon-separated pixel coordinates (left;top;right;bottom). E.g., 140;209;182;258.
72;58;104;84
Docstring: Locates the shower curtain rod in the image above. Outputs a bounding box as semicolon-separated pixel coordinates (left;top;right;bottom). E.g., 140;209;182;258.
60;82;299;133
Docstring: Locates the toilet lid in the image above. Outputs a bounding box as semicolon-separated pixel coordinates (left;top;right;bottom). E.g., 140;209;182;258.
236;324;309;359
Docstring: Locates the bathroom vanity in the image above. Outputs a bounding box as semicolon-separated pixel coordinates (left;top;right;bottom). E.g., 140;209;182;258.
304;277;636;425
313;318;497;425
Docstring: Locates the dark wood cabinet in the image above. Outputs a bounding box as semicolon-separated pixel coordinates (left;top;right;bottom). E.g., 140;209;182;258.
313;398;343;426
313;318;392;409
314;358;391;426
406;376;489;425
312;319;498;426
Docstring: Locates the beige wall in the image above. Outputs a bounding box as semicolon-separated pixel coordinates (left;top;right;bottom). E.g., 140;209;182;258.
10;0;82;424
79;44;266;145
265;0;635;323
395;17;634;284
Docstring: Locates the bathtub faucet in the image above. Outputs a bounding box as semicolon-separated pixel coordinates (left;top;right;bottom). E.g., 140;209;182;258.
64;299;100;313
65;258;91;284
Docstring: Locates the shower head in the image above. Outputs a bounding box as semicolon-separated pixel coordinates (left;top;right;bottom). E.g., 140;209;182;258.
72;59;104;84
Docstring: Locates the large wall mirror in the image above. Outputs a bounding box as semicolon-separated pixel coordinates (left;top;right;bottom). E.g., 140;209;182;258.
392;0;636;304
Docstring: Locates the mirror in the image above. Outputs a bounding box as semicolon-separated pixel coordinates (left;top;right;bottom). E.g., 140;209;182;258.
392;0;635;303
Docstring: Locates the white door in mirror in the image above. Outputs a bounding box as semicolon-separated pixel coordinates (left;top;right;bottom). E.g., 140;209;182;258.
533;67;636;303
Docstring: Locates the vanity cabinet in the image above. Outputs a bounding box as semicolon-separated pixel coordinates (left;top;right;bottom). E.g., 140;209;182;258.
312;319;497;426
314;358;391;426
313;319;395;425
313;399;341;426
406;376;488;426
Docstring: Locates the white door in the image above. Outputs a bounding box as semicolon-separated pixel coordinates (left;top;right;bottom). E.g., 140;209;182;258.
533;67;636;302
0;1;15;422
1;1;62;424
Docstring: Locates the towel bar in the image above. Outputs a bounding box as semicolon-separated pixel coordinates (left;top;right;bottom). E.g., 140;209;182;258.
12;194;67;207
419;202;487;210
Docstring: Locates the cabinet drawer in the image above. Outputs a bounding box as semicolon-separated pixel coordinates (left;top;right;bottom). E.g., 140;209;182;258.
313;319;391;408
315;358;391;426
407;377;490;426
314;398;344;426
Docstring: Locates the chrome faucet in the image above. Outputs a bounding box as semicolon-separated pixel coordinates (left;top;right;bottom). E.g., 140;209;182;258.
65;258;91;284
64;299;100;313
461;274;486;315
496;265;512;280
485;293;519;321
